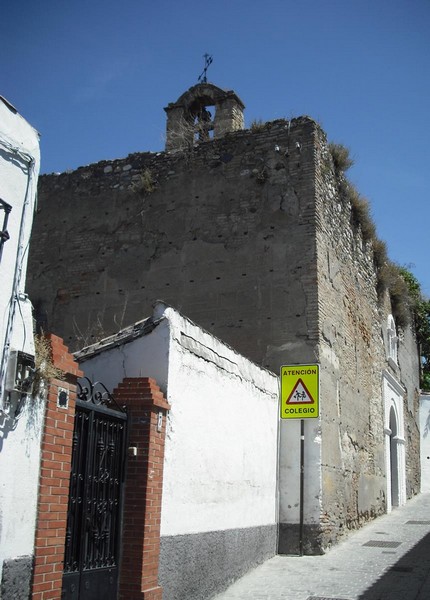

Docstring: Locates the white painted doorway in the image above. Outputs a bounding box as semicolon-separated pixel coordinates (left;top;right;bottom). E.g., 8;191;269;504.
383;371;406;512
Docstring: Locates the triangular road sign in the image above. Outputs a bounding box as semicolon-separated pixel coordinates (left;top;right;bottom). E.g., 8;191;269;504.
286;378;315;404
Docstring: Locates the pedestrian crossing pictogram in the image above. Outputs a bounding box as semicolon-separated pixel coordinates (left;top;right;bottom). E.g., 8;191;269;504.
286;379;315;404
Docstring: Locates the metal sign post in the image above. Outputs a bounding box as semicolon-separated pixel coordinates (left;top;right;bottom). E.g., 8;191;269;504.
280;364;319;556
299;418;305;556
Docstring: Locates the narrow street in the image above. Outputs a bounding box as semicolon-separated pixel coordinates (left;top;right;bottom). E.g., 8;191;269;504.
214;493;430;600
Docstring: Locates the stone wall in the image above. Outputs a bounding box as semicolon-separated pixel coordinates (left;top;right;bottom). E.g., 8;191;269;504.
28;118;320;374
313;130;387;547
312;126;420;548
27;112;421;554
398;324;421;497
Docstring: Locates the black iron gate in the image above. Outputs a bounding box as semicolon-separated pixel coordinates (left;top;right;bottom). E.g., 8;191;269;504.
62;378;128;600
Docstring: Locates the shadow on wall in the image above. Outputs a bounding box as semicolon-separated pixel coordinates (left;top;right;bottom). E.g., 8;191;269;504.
358;531;430;599
0;411;18;452
0;397;43;452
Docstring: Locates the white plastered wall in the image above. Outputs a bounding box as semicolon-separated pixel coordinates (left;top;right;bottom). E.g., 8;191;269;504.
278;417;322;527
419;393;430;493
79;318;170;396
0;97;41;582
0;98;40;404
155;304;279;536
0;400;44;581
78;303;280;538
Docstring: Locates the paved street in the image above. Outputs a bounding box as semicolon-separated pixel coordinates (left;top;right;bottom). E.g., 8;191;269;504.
214;493;430;600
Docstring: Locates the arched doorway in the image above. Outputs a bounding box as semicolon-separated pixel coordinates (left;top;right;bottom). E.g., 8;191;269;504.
389;405;399;508
383;371;406;512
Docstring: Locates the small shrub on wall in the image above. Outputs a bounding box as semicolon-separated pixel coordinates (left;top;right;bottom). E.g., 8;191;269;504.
398;268;430;391
33;335;64;396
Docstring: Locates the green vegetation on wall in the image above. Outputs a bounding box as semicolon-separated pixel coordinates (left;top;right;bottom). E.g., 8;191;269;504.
33;334;64;396
328;144;407;319
328;143;430;389
398;268;430;391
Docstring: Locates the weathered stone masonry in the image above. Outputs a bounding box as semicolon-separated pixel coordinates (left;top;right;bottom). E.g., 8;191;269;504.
314;138;389;545
312;135;420;547
27;89;420;554
29;117;319;373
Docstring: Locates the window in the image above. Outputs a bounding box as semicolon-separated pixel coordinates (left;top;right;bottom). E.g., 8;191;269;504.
387;314;398;366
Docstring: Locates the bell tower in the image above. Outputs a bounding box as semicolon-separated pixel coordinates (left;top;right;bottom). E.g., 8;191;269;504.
164;83;245;152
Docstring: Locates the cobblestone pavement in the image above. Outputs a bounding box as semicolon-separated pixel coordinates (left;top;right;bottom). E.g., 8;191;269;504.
213;493;430;600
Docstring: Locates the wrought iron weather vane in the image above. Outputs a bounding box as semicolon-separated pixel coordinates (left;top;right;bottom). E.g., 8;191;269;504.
198;53;213;83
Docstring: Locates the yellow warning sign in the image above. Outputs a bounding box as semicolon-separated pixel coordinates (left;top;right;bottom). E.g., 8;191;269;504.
280;364;319;419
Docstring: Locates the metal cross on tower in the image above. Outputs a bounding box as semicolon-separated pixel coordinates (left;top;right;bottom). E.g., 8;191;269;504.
198;54;213;83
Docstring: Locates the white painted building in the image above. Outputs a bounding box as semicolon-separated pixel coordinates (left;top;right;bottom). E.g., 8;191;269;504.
0;96;41;595
78;302;280;600
420;392;430;492
0;96;40;406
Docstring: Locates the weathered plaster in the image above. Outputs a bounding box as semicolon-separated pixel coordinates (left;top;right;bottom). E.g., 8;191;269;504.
77;303;279;597
0;97;41;591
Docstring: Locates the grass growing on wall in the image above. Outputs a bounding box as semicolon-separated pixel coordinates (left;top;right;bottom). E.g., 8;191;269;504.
132;168;156;195
33;335;64;396
249;118;266;133
328;143;430;387
327;142;413;329
328;142;355;175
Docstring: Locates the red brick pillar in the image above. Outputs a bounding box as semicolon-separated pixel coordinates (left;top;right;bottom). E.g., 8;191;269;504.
31;335;82;600
114;378;171;600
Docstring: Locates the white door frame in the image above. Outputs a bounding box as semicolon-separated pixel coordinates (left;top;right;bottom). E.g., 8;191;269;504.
383;370;406;512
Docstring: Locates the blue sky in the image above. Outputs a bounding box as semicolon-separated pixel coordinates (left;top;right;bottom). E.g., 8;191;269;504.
2;0;429;295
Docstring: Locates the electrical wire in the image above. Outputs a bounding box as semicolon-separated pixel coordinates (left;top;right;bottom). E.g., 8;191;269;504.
0;140;37;409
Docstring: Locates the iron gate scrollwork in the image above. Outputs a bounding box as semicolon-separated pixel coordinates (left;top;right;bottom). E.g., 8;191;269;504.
62;378;128;600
